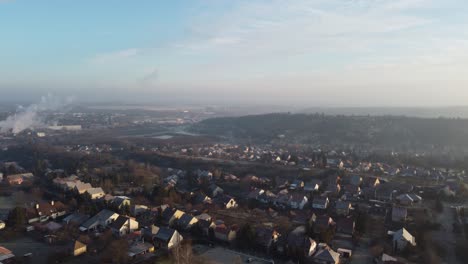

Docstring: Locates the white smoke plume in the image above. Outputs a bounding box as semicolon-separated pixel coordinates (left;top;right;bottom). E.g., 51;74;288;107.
0;94;74;134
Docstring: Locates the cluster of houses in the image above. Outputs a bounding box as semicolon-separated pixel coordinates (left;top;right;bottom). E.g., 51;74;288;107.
53;175;106;200
158;143;466;184
0;152;459;264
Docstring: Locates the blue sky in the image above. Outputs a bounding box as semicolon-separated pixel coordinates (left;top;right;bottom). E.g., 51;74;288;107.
1;0;468;106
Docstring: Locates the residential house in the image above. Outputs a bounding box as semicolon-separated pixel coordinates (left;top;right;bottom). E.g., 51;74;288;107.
215;195;238;209
63;213;89;226
6;173;34;185
6;174;23;185
195;213;212;235
74;182;93;194
375;185;396;202
396;194;422;206
274;193;291;209
175;213;198;230
289;179;304;190
214;223;238;243
390;228;416;252
161;207;176;225
53;175;79;191
247;189;263;200
255;227;280;252
335;201;352;216
286;226;316;258
168;209;186;226
312;197;330;209
196;170;213;182
112;196;131;210
207;184;224;198
79;209;119;231
71;240;87;256
313;216;334;234
343;184;361;197
131;205;149;216
85;187;105;200
110;215;139;237
362;177;380;188
128;242;154;258
289;194;308;210
153;226;183;249
304;179;322;192
391;206;407;223
26;201;67;224
191;192;212;205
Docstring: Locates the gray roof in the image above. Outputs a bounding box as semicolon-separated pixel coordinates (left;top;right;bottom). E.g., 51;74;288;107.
81;209;117;229
63;213;89;225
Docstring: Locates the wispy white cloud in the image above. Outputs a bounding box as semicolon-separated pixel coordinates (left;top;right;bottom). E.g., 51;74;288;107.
174;0;435;61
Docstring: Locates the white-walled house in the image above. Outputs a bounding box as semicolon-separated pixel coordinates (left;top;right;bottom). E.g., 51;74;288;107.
110;216;139;237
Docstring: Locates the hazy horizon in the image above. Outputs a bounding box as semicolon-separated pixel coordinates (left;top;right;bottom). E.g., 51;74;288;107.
1;0;468;106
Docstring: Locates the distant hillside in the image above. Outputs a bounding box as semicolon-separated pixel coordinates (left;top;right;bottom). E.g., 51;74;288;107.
300;106;468;119
193;113;468;148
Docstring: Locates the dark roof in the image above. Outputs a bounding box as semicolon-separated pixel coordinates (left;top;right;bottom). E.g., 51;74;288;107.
362;177;379;187
112;197;129;207
161;207;175;222
336;217;355;235
155;227;176;242
177;214;195;228
313;197;328;205
335;201;351;210
110;215;129;230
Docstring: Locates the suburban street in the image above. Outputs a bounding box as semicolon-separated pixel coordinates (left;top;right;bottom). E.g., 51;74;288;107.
431;202;464;264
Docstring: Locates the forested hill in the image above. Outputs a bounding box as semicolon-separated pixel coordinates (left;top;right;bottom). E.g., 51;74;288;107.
193;113;468;147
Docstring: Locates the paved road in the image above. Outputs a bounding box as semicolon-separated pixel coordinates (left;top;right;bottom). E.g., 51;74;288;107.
0;236;57;264
431;202;463;264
